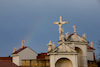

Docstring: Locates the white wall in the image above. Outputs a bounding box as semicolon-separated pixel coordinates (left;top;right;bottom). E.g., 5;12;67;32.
13;56;19;66
50;54;78;67
18;47;38;66
87;52;94;61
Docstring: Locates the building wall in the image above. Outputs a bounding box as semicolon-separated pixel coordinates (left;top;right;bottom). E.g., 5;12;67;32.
18;47;38;66
22;59;50;67
13;56;19;66
87;52;94;61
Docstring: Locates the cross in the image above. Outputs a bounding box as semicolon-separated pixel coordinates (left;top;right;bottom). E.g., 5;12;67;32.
54;16;68;40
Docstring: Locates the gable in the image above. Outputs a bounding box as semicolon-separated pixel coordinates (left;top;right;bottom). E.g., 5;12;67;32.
18;47;37;55
11;47;38;57
67;33;89;43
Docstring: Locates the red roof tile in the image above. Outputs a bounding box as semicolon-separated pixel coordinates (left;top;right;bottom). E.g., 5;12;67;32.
68;33;74;38
0;60;18;67
12;47;27;54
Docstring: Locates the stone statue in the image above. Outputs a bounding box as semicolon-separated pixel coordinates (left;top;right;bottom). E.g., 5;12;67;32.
22;40;25;48
73;25;76;33
54;16;68;40
65;32;69;39
90;42;93;48
52;42;56;50
82;33;87;39
13;47;16;53
59;28;64;33
47;41;52;52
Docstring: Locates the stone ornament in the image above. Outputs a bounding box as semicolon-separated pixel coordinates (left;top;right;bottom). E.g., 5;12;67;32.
47;41;52;52
60;34;65;41
82;33;87;39
52;42;56;50
13;47;16;53
73;25;76;33
65;32;69;39
90;42;93;48
22;40;25;48
47;41;56;52
58;43;76;52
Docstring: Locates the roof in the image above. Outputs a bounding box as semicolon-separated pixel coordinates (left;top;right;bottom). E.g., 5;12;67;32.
87;45;95;50
0;57;12;62
0;61;18;67
37;53;47;59
12;47;27;54
68;33;74;38
66;33;89;43
0;57;18;67
67;33;94;50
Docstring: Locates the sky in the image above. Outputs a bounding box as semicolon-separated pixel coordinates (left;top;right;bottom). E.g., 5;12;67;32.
0;0;100;57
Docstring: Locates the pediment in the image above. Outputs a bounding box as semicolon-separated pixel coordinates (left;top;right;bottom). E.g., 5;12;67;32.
67;33;89;43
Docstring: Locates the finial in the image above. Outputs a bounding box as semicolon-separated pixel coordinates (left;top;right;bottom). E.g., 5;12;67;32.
73;25;76;33
22;40;25;48
82;33;87;39
90;42;93;48
13;47;16;53
65;32;69;39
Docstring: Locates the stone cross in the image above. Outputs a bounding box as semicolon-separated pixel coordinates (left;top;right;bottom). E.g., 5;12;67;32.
65;32;69;39
73;25;76;33
54;16;68;40
22;40;25;48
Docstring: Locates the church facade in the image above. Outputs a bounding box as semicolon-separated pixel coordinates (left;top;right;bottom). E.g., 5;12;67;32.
47;16;95;67
11;16;96;67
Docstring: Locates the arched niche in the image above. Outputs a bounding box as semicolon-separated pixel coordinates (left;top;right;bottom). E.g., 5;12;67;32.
75;47;83;56
55;58;73;67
